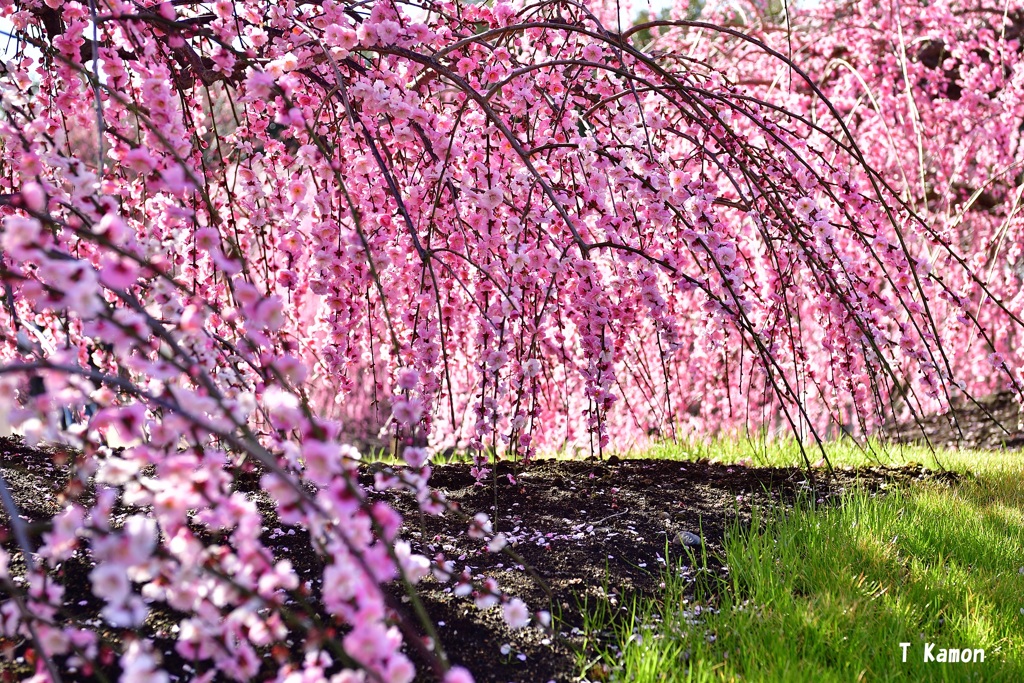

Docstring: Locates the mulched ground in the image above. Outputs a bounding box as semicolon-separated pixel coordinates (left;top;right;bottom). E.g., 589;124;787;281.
0;435;963;683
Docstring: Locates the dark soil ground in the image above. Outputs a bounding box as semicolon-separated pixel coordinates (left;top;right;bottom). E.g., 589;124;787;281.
367;458;959;682
0;435;965;683
887;391;1024;450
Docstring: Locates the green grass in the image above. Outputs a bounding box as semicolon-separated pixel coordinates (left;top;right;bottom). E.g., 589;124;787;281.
638;435;1021;475
582;446;1024;682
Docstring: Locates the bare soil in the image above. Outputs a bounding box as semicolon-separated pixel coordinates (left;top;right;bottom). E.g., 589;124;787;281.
0;436;964;682
888;391;1024;450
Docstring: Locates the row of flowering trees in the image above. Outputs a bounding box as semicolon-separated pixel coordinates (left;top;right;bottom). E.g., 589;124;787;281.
0;0;1021;680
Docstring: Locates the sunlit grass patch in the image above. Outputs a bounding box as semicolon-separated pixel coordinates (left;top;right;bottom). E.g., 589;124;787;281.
586;463;1024;682
639;436;1021;476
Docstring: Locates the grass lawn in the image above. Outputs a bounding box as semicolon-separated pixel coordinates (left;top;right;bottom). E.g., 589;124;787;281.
582;442;1024;682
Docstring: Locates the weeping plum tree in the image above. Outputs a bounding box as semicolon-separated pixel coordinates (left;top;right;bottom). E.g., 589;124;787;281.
0;0;1020;680
648;0;1024;434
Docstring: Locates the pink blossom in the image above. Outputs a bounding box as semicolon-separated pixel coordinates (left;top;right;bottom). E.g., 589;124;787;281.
326;26;359;51
41;505;85;562
582;44;604;62
1;216;42;257
20;181;46;211
391;398;424;425
253;295;287;331
443;667;475;683
502;598;530;629
90;563;132;603
468;513;492;540
477;187;504;211
396;367;420;391
287;180;307;203
487;533;507;552
303;439;341;485
403;446;429;468
99;255;140;290
245;68;277;98
474;591;499;610
120;641;170;683
102;594;149;628
375;20;402;46
794;196;817;219
263;386;304;430
158;165;193;196
95;213;130;243
122;147;157;173
267;53;299;78
394;541;430;583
